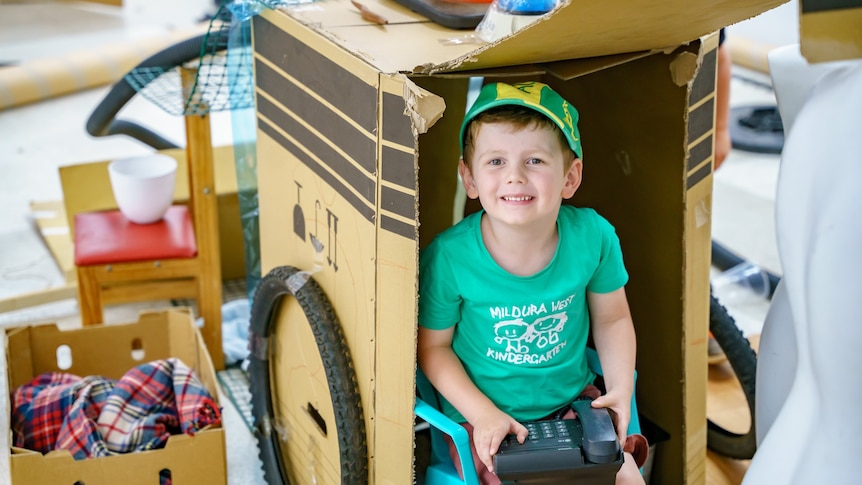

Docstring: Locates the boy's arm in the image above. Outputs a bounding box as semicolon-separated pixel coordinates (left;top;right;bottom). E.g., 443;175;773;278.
587;287;637;443
417;325;528;472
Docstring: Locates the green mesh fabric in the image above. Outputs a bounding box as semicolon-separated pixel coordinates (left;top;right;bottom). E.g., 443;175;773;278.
124;4;255;116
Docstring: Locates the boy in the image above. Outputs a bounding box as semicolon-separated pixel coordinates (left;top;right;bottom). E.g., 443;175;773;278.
418;81;646;484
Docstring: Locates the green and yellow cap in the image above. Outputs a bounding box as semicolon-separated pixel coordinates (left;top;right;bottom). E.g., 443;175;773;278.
460;81;582;159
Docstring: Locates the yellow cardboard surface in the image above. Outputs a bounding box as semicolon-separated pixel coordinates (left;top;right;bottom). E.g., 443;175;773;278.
5;309;226;485
799;0;862;63
255;43;382;482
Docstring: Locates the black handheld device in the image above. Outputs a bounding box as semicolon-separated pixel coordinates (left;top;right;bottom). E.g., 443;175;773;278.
492;399;622;484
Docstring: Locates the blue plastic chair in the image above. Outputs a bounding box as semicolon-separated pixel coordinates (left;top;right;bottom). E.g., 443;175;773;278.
415;347;640;485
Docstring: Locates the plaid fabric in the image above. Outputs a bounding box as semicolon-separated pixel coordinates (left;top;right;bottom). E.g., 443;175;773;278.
11;373;113;454
11;358;221;460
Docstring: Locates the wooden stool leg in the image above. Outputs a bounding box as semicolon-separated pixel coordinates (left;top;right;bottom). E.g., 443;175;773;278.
198;275;223;370
76;266;104;325
183;68;223;369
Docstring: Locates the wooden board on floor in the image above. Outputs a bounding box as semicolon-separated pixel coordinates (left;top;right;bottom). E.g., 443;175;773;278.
30;200;75;283
705;334;760;485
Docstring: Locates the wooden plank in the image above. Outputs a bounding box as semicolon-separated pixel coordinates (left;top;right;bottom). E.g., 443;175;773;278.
704;335;760;485
30;200;75;283
102;279;198;304
0;284;77;313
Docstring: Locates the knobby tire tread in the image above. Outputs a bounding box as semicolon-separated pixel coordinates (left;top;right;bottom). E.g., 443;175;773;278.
249;266;368;485
707;292;758;459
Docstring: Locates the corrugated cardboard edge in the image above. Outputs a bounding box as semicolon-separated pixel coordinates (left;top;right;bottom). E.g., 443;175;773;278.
670;50;702;87
401;76;447;135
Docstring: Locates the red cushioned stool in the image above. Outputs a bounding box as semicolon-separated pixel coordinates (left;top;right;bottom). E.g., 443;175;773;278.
75;206;197;265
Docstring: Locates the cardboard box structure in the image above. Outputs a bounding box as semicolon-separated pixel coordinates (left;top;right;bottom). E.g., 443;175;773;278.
4;309;226;485
251;1;785;484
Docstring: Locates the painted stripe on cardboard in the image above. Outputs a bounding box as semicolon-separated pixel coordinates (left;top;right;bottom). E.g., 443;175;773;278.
381;144;415;191
689;47;717;107
381;214;416;240
801;0;861;13
686;89;713;189
687;134;713;172
257;95;376;206
686;160;711;190
253;15;377;132
380;185;415;220
256;60;377;174
687;98;714;150
259;120;376;224
382;92;415;147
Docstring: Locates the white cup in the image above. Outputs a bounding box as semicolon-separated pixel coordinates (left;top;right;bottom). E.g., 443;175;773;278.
108;154;178;224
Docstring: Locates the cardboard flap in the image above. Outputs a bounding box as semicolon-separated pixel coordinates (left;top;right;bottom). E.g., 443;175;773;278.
276;0;787;73
401;76;446;134
441;0;787;72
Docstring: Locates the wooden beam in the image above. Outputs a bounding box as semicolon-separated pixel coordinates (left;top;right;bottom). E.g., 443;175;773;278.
0;284;78;313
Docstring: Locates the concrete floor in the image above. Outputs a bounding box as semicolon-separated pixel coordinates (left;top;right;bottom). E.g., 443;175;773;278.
0;1;794;484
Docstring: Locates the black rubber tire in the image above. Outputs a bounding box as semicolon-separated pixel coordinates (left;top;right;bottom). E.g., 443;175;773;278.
706;291;758;459
248;265;368;485
729;104;785;155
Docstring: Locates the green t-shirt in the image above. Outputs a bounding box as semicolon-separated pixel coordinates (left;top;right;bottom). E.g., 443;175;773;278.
418;205;628;423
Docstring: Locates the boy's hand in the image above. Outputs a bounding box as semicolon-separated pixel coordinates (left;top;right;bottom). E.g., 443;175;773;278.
590;391;631;444
471;410;529;473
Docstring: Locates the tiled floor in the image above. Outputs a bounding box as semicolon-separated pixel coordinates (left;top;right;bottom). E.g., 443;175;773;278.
0;1;795;484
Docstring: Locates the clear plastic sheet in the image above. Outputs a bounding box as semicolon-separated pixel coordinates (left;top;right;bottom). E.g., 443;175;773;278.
224;13;262;302
474;0;561;42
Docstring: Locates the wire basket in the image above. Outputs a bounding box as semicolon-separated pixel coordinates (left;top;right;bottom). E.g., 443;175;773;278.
124;5;255;116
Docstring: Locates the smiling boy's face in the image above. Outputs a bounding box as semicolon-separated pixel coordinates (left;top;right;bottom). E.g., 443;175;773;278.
459;120;582;230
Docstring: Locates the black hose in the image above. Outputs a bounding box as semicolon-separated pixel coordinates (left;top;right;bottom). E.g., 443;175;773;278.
711;239;781;298
86;30;228;149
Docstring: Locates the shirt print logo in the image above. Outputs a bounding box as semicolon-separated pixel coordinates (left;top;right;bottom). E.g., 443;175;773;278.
488;312;569;365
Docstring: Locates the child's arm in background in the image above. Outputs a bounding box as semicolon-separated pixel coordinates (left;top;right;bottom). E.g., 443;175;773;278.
418;325;529;473
587;287;637;443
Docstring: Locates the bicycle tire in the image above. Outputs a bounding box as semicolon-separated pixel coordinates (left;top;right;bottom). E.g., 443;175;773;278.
248;265;368;485
706;291;758;459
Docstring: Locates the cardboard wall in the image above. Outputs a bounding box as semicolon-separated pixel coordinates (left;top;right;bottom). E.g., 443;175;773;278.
559;39;717;484
254;11;399;483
